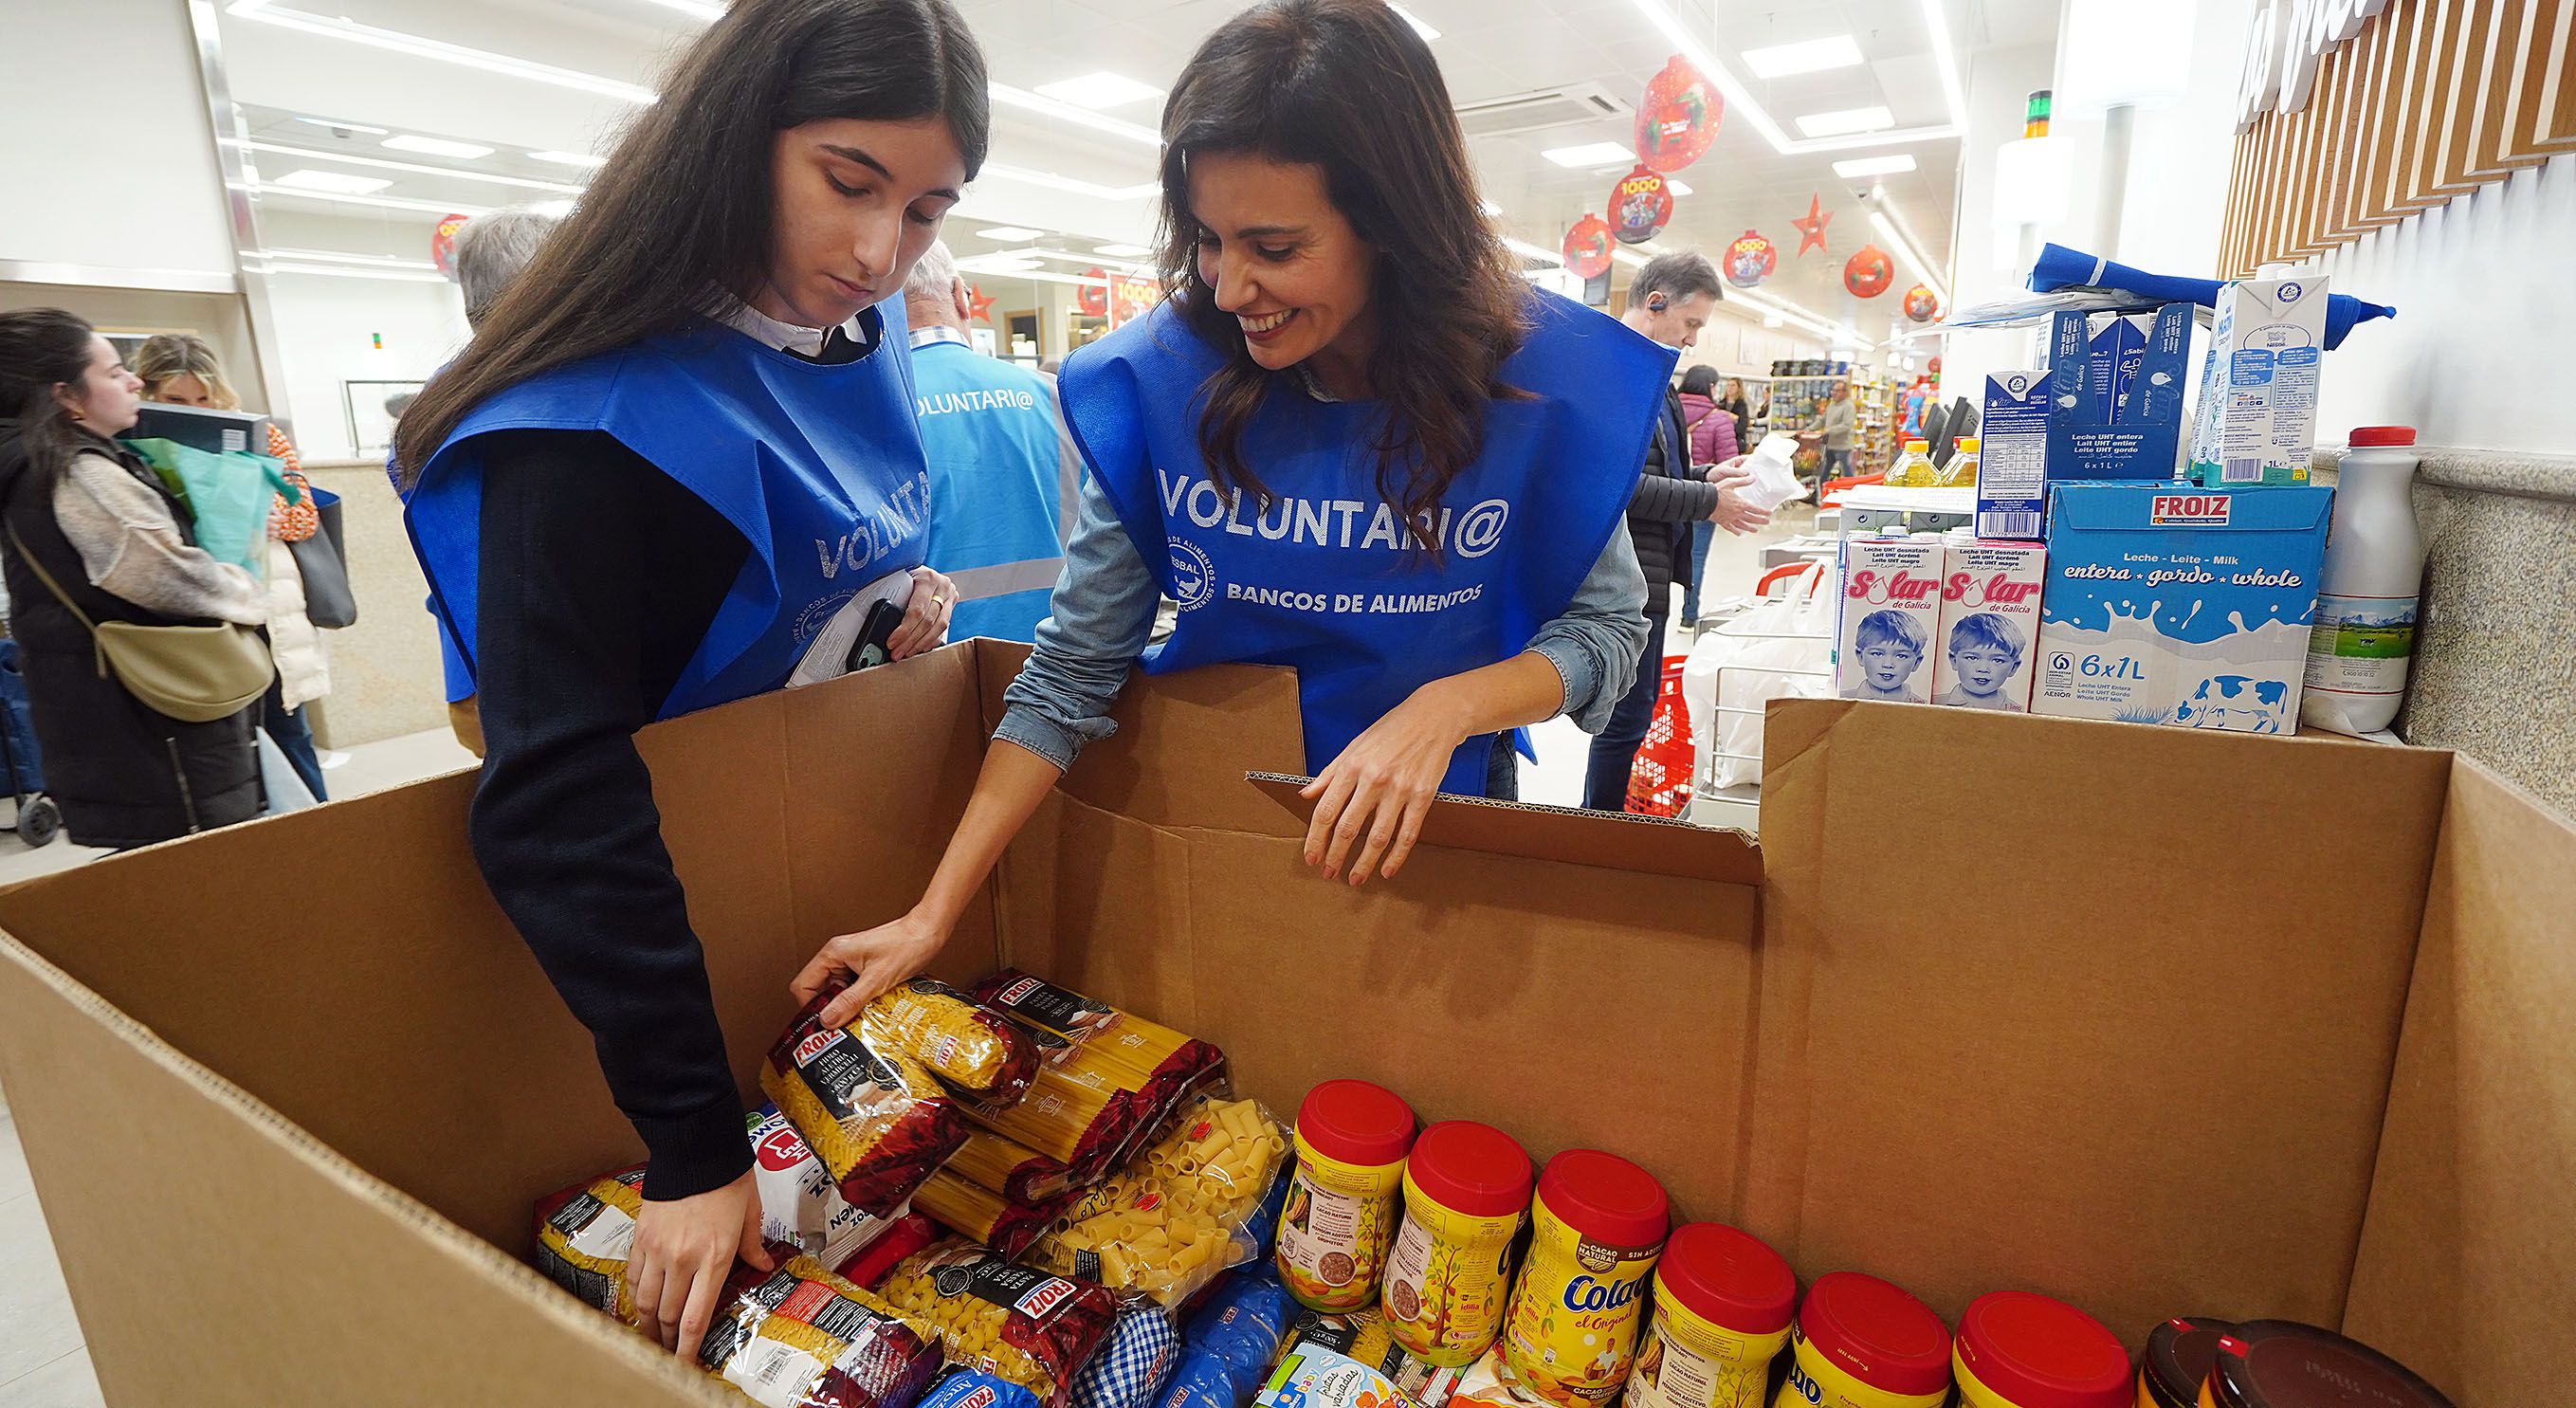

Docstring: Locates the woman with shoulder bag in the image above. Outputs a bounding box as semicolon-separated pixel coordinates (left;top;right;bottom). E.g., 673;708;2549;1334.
0;309;269;848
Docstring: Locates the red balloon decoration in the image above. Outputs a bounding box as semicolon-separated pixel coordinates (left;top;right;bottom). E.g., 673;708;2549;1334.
1635;55;1722;174
430;213;470;277
1903;283;1941;322
1724;229;1777;288
1928;355;1944;376
1078;268;1109;318
1844;244;1894;298
1792;193;1832;256
1609;166;1673;245
1562;214;1616;280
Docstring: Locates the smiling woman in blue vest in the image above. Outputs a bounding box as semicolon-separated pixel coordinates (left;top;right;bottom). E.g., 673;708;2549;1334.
393;0;981;1364
795;0;1666;1015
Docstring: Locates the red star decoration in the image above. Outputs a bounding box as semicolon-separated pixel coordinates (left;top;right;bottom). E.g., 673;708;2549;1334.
1793;193;1832;256
966;283;997;323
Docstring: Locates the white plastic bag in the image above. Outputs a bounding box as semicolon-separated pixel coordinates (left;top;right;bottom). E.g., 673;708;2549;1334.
1679;563;1836;792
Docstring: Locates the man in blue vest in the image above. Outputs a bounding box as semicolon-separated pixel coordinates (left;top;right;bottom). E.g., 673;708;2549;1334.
902;240;1080;643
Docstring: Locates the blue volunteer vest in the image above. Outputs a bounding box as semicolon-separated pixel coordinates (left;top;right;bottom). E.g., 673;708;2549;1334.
910;334;1071;644
405;307;932;719
1063;289;1672;795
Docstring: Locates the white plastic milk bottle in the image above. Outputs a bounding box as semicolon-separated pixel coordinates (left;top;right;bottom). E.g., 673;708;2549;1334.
2302;426;2424;735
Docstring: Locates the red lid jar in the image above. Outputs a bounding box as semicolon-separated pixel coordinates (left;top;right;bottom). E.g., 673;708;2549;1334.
2137;1317;2234;1408
1950;1291;2130;1408
1534;1148;1669;1247
2204;1322;2454;1408
1793;1271;1953;1400
1293;1079;1416;1166
1655;1222;1796;1337
1404;1120;1531;1216
2348;426;2416;447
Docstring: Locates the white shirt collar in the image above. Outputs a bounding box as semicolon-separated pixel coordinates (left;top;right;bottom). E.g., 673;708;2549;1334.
710;294;876;357
908;324;972;351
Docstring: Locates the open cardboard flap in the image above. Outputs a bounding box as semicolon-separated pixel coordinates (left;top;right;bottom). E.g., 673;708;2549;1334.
0;648;2566;1406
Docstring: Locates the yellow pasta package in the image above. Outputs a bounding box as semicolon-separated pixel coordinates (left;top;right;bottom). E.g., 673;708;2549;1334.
875;1239;1120;1408
910;1165;1076;1259
947;1127;1078;1206
1025;1095;1289;1307
966;973;1227;1180
533;1165;648;1324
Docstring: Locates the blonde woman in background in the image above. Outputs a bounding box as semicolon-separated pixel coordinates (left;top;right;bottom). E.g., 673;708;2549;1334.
130;334;331;800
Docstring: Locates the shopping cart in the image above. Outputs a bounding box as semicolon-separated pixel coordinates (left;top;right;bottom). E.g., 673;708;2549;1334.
0;638;61;847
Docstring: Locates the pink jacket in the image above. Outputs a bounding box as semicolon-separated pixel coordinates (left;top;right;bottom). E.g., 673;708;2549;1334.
1678;392;1740;467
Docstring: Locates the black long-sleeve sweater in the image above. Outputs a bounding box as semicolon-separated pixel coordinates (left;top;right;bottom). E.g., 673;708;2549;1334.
1622;389;1720;605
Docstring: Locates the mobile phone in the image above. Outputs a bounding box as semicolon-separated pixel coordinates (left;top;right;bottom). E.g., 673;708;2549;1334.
843;598;906;672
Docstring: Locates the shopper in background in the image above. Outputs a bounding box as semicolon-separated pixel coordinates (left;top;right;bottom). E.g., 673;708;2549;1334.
1820;379;1855;480
1718;375;1752;453
393;204;563;756
803;0;1665;1014
1583;252;1768;813
902;238;1079;644
1674;363;1740;630
0;310;266;846
130;333;330;801
392;0;979;1365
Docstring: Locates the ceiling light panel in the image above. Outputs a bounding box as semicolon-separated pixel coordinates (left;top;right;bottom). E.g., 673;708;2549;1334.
1031;71;1164;110
1093;244;1151;257
1833;155;1918;178
270;168;394;194
1795;106;1894;138
527;150;608;169
1740;34;1864;78
1541;141;1639;169
239;141;582;192
977;227;1045;242
383;135;492;158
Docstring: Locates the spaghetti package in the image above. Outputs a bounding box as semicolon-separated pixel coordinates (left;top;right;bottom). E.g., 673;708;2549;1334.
877;1239;1120;1408
1161;1267;1298;1408
534;1165;647;1323
1027;1095;1289;1308
700;1256;946;1408
764;994;973;1216
949;1128;1079;1205
750;1105;909;1270
968;973;1226;1180
911;1166;1076;1259
872;978;1043;1107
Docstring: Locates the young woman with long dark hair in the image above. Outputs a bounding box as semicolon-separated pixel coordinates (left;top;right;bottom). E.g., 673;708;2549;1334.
797;0;1668;1014
394;0;982;1361
0;311;268;848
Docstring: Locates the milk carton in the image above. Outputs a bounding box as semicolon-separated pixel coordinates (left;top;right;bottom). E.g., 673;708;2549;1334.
2187;273;2329;486
2033;483;2333;732
1835;535;1945;704
1975;368;2049;539
2045;302;2192;481
1934;540;2047;711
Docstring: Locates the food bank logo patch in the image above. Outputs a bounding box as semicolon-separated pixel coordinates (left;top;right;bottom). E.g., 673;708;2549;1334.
1169;539;1217;611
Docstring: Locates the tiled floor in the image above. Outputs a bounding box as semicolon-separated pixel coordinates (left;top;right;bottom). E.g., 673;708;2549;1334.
0;511;1800;1400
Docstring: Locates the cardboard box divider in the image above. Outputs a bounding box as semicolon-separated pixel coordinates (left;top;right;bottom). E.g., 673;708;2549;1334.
0;640;2567;1407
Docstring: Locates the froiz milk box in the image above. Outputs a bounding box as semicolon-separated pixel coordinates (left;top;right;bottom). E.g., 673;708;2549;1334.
1836;535;1946;705
2188;273;2328;486
2034;482;2333;732
1934;540;2047;712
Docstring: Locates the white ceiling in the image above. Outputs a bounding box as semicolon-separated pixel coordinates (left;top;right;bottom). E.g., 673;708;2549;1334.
214;0;2062;343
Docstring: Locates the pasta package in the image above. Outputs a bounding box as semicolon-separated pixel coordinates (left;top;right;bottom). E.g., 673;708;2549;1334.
873;978;1043;1107
1028;1096;1289;1308
922;1369;1047;1408
911;1166;1076;1259
750;1104;910;1270
877;1238;1120;1408
534;1165;647;1323
968;973;1225;1179
764;994;973;1216
949;1128;1079;1206
700;1255;946;1408
1162;1267;1298;1408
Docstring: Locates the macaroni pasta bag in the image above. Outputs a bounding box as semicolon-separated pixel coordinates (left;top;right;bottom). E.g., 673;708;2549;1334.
1027;1095;1289;1308
876;1239;1120;1408
1163;1267;1299;1408
764;993;973;1217
533;1165;647;1324
699;1255;946;1408
749;1104;909;1269
872;977;1044;1107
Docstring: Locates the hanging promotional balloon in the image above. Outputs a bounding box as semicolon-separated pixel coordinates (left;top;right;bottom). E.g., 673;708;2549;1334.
1562;214;1615;280
430;213;471;277
1724;229;1778;288
1609;166;1673;245
1903;283;1941;322
1792;194;1832;256
1844;244;1894;298
1078;268;1109;318
1635;55;1722;174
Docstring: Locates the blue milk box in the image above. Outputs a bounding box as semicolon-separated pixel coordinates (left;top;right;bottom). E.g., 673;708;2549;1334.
2032;482;2333;732
2044;303;2193;481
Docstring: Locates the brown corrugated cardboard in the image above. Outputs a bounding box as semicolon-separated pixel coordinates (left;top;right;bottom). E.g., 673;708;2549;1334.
0;644;2564;1408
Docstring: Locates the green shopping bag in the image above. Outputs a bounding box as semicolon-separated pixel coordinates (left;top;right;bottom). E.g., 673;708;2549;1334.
120;438;293;574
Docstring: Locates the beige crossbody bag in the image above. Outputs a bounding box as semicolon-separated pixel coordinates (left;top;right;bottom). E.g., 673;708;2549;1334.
7;523;272;723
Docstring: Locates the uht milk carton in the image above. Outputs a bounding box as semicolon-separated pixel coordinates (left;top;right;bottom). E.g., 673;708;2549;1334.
2187;274;2328;486
1836;535;1945;704
1935;540;2047;711
2035;484;2332;732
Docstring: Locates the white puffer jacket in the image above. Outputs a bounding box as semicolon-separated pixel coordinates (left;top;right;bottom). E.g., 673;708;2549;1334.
265;538;331;711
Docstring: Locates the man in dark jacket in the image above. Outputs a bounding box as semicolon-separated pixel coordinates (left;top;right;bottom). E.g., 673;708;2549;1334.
1582;252;1770;811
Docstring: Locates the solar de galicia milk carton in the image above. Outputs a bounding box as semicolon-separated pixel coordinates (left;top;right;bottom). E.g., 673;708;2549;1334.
1934;540;2047;711
1836;535;1945;704
2034;483;2332;732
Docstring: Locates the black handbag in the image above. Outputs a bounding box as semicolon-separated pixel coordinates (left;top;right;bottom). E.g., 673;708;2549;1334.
289;486;357;629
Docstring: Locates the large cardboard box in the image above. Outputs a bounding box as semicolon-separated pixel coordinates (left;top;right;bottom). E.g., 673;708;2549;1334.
0;643;2567;1406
